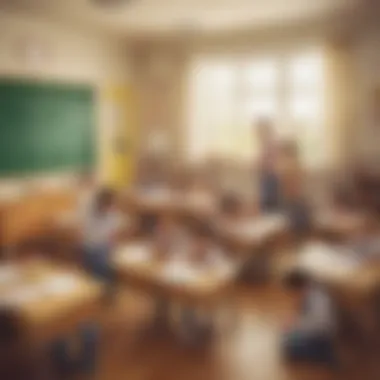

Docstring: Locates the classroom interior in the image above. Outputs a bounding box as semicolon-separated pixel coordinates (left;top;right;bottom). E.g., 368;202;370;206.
1;0;380;379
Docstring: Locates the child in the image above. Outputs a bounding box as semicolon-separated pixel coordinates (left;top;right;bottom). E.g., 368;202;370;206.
151;215;190;327
347;214;380;263
282;271;337;367
278;141;312;238
255;118;281;212
82;188;124;291
186;222;224;267
176;223;225;344
78;171;97;219
219;193;244;224
152;215;189;259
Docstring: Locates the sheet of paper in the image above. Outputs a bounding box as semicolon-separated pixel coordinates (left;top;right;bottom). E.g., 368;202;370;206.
41;274;80;296
161;262;203;284
238;215;286;238
299;243;359;277
117;243;152;264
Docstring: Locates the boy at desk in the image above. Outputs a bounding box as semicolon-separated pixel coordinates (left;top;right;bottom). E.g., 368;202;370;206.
82;188;126;289
78;171;97;214
282;271;337;367
47;188;126;379
174;223;226;344
151;215;190;326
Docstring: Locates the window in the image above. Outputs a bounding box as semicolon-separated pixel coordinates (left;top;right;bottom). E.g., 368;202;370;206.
286;51;325;167
186;49;326;166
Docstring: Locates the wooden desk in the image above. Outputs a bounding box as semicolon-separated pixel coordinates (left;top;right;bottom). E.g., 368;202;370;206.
125;189;179;215
113;242;236;308
313;209;366;239
0;259;103;342
125;189;216;220
275;242;380;323
216;214;288;254
0;189;78;250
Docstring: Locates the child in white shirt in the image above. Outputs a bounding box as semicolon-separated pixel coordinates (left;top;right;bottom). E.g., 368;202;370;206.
82;189;124;287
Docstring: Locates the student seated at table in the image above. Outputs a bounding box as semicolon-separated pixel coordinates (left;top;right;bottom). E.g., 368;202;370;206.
78;171;97;217
175;223;226;344
152;214;190;260
219;193;244;224
282;271;337;367
150;215;190;326
186;222;225;267
348;215;380;263
278;141;312;237
82;188;124;290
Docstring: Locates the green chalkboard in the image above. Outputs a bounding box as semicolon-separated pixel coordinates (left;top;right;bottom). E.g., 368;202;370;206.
0;79;95;176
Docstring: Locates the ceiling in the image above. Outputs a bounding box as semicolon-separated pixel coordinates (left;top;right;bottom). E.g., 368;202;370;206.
0;0;365;37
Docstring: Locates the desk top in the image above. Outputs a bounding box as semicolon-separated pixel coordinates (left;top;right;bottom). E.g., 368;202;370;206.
276;242;380;299
113;242;237;303
0;259;102;340
217;214;288;249
125;189;216;217
314;209;366;235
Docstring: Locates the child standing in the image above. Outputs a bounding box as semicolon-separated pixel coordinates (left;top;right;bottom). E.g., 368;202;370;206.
278;141;312;238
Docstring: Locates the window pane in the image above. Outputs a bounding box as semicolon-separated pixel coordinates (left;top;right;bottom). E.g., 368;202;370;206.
244;97;277;119
289;95;322;120
288;52;324;90
244;60;278;90
187;60;238;161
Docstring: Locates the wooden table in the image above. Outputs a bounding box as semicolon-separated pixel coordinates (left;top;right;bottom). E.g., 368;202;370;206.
275;242;380;342
0;189;77;251
0;259;103;342
216;214;289;254
125;189;217;220
313;209;367;240
113;242;237;308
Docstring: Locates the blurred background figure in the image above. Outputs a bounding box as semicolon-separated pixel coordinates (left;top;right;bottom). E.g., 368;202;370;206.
282;271;337;368
255;118;281;212
278;140;312;238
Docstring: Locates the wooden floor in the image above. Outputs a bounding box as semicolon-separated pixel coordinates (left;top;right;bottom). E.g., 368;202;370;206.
94;284;357;380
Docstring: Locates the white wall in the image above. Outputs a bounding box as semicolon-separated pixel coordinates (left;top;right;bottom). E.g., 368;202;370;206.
350;22;380;169
0;10;131;181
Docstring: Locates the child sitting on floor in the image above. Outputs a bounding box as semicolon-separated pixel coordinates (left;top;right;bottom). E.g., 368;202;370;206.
282;271;337;367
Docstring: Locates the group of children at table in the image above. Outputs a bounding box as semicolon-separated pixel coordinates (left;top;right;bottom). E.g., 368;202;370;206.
3;121;380;378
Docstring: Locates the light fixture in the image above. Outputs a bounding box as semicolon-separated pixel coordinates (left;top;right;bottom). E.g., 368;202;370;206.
91;0;132;7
